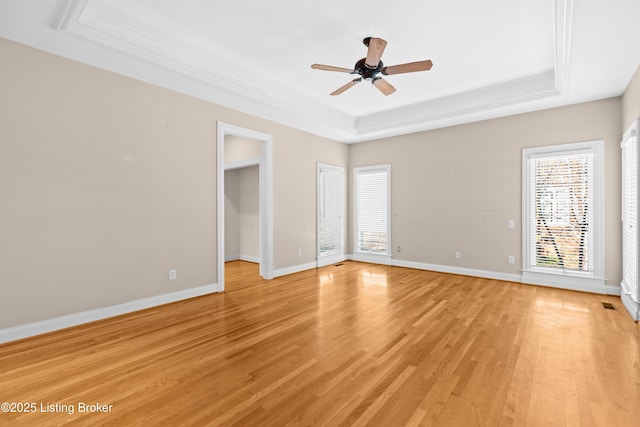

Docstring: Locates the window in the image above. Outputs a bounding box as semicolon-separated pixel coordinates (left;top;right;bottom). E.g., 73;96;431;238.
317;164;343;263
354;165;391;259
621;120;639;320
522;141;604;289
622;134;637;289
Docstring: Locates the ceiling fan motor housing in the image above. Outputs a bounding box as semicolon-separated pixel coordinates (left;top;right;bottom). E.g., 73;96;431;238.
355;58;383;80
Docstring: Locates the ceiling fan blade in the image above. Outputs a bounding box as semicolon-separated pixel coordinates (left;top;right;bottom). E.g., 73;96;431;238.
330;78;362;96
382;60;433;75
373;78;396;96
365;37;387;68
311;64;354;73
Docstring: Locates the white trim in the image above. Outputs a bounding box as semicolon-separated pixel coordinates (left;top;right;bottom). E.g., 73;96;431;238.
216;125;225;291
621;293;640;321
279;254;619;295
522;140;605;285
606;285;622;297
552;0;575;93
50;0;575;143
620;118;640;320
351;253;392;265
0;284;217;345
355;256;618;294
317;163;345;267
353;164;391;257
273;262;318;278
355;71;558;137
622;119;638;143
54;0;89;31
217;122;273;291
317;254;349;268
521;270;607;294
620;275;637;297
391;259;522;283
225;255;260;263
263;134;274;279
317;163;343;172
224;158;261;171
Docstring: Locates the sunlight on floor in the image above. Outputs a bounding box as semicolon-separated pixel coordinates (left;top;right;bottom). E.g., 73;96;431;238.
360;270;388;288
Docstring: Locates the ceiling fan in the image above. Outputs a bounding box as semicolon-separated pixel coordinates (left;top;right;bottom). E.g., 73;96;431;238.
311;37;433;96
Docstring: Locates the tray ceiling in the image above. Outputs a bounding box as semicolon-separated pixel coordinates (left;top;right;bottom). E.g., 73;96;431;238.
1;0;639;142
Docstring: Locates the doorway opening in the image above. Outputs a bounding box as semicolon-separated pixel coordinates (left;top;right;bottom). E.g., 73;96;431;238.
217;122;273;292
317;163;345;267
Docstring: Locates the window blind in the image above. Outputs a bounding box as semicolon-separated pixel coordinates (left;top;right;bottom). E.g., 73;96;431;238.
356;168;389;254
318;169;341;256
530;152;593;272
622;136;638;293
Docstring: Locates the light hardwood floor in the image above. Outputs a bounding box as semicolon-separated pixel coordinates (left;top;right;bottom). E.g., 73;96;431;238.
0;261;639;426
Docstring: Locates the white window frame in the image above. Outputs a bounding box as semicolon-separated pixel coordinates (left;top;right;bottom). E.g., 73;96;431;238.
353;164;391;264
522;140;605;293
621;119;640;320
317;163;345;267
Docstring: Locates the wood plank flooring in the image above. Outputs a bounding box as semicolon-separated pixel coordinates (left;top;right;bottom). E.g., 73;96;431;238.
0;261;639;426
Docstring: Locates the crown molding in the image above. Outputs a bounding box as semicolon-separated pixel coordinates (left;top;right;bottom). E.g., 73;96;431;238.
553;0;575;94
355;70;557;136
55;0;357;141
53;0;89;31
54;0;574;143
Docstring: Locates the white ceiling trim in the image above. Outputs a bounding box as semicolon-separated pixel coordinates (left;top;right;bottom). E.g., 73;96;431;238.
553;0;575;93
54;0;574;143
356;70;557;135
54;0;357;140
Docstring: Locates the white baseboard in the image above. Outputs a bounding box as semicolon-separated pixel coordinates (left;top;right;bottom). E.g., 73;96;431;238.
522;279;619;296
273;261;318;278
621;292;640;321
352;256;621;295
351;253;392;265
606;285;622;296
0;283;219;345
391;259;522;283
521;271;611;294
225;255;260;263
317;254;348;268
3;260;623;345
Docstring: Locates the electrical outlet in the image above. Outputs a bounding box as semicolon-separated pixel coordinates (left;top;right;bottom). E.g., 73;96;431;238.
455;251;461;259
508;256;515;264
297;248;302;257
169;269;177;280
508;219;515;229
397;246;401;253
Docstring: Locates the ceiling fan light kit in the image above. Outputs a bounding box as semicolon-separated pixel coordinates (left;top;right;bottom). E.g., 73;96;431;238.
311;37;433;96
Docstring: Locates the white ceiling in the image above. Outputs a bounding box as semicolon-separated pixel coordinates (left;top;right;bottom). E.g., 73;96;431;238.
1;0;639;142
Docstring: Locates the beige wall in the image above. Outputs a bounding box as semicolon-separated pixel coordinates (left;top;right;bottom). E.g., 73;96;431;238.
224;166;259;260
1;35;629;332
349;98;623;286
224;169;240;257
271;128;349;269
224;136;262;164
622;65;640;132
0;38;347;329
239;166;260;259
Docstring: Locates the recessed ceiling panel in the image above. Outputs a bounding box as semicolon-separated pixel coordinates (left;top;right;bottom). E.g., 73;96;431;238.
100;0;554;116
1;0;638;142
